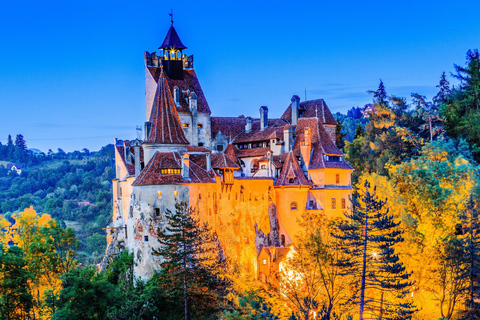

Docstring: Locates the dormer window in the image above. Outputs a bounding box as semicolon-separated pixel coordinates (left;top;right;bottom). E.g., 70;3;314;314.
326;155;341;162
173;87;180;105
161;168;181;174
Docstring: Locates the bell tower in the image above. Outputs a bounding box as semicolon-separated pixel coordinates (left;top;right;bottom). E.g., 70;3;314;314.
159;14;187;80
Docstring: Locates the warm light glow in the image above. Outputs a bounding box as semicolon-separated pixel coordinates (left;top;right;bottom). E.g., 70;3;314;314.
157;191;162;197
174;190;179;197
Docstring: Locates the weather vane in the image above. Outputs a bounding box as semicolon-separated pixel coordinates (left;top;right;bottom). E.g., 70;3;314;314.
169;9;173;24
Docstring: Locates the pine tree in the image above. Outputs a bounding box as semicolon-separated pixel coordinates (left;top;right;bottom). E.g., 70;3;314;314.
367;80;388;106
457;197;480;319
7;135;13;147
353;123;364;139
433;71;451;106
333;181;415;320
153;201;226;320
335;116;346;150
15;134;27;151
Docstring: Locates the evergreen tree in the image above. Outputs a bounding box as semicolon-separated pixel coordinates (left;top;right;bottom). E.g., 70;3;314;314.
433;71;451;106
14;134;27;151
353;123;364;139
335;116;346;150
333;181;415;320
0;246;34;320
153;201;227;320
7;135;13;147
411;93;443;141
367;80;388;106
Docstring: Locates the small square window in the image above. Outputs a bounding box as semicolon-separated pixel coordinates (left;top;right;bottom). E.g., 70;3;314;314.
144;235;149;242
342;198;346;209
262;259;267;265
217;145;224;151
289;178;294;183
154;208;160;217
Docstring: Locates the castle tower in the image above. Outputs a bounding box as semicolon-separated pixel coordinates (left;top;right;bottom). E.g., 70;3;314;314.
159;21;187;80
143;70;190;163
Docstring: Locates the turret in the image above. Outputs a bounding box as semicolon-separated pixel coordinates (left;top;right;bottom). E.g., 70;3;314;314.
159;20;187;80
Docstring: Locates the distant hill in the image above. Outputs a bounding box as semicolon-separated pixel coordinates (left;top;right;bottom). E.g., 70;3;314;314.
0;144;115;263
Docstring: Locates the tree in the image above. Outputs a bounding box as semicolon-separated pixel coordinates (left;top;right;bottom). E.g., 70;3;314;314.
367;80;388;106
7;135;13;147
353;123;364;139
335;117;346;151
333;181;415;320
153;201;227;320
0;246;34;320
433;72;451;106
14;134;27;151
411;93;443;141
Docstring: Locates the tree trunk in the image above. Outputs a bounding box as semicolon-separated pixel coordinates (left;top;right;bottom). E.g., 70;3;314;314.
359;210;368;320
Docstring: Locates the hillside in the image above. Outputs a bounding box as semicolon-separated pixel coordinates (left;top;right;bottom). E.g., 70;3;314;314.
0;143;115;263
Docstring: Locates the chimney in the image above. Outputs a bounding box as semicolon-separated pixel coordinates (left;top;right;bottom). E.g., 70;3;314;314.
190;92;199;146
144;121;151;140
291;95;300;126
133;139;142;178
206;152;212;171
283;125;293;152
245;117;252;133
182;153;190;180
260;106;268;131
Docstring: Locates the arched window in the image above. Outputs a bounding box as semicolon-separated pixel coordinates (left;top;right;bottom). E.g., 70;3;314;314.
291;202;297;210
250;159;259;173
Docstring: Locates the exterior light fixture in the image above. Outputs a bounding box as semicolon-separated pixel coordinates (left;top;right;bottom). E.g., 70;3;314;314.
174;190;179;197
157;191;162;197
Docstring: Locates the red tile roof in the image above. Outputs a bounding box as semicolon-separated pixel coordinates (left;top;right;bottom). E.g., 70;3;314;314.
148;68;211;114
237;147;270;158
275;152;311;187
144;72;190;145
187;146;210;153
281;99;337;125
133;151;216;186
211;117;247;142
234;119;287;144
224;144;241;166
211;153;241;169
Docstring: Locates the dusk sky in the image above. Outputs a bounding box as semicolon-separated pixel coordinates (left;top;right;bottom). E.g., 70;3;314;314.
1;0;480;152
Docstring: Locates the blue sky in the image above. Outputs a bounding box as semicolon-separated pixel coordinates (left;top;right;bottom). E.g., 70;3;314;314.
1;0;479;152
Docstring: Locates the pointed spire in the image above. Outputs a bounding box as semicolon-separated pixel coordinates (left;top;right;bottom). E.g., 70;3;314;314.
159;25;187;50
145;72;189;145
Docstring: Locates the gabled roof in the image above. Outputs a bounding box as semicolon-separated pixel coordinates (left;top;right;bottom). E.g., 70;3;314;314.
159;25;187;50
281;99;337;125
144;71;190;145
224;144;241;166
275;152;311;187
133;151;216;186
211;117;247;142
148;68;211;114
211;153;241;169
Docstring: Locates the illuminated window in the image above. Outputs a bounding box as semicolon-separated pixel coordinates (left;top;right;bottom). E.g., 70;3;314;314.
183;123;189;128
157;191;162;197
197;124;203;128
261;165;266;169
336;174;340;184
262;259;267;265
291;202;298;210
342;198;346;209
174;190;179;197
332;198;336;209
161;168;181;174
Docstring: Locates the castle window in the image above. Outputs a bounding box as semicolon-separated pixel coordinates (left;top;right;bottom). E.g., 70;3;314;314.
342;198;346;209
198;142;204;147
197;124;203;128
174;87;180;105
157;191;162;197
326;155;341;162
174;190;179;197
183;123;189;128
332;198;336;209
161;168;181;174
262;259;267;265
144;235;149;242
217;145;224;151
289;178;294;184
291;202;298;210
154;208;160;217
244;237;249;243
309;200;314;208
336;174;340;184
261;164;266;169
281;234;286;247
199;194;202;200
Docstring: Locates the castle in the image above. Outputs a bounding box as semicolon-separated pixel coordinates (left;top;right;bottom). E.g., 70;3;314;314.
102;20;353;283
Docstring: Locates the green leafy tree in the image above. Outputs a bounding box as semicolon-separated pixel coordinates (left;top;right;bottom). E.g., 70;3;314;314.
333;181;415;320
0;246;34;320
